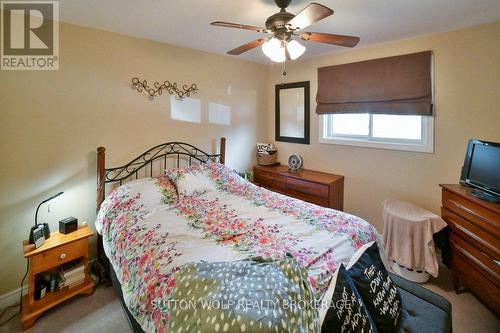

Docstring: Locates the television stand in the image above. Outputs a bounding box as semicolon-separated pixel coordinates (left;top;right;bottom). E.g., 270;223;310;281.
470;190;500;203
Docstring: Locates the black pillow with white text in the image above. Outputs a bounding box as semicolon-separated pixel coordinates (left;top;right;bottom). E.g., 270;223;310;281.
321;264;378;333
347;242;401;333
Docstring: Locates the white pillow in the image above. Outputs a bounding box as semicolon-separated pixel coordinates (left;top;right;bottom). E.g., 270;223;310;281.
346;241;375;269
347;240;391;271
175;171;217;196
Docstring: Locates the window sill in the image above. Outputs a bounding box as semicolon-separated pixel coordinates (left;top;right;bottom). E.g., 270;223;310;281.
319;136;434;153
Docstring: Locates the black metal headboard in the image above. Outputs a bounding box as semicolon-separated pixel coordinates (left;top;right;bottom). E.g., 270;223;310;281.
103;142;223;185
97;138;225;210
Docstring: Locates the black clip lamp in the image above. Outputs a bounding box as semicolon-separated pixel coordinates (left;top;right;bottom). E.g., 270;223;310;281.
29;191;64;244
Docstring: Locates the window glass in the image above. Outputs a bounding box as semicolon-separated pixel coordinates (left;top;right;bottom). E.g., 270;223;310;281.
372;115;422;140
330;114;369;136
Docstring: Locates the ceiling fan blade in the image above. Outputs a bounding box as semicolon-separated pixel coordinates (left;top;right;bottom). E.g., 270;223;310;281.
227;39;266;55
211;21;267;33
286;3;334;31
300;32;360;47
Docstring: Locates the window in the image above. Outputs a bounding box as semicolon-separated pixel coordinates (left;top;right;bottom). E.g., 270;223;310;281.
320;113;434;153
317;51;434;153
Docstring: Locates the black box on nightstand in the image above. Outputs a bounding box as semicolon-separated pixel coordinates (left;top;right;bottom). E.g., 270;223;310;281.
59;217;78;234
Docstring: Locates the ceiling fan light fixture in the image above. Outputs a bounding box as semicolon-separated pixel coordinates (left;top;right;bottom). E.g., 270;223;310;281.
213;2;359;60
262;38;286;62
287;40;306;60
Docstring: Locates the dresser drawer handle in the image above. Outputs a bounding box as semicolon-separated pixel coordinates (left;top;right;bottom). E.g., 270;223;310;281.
59;253;67;260
449;200;489;223
448;199;498;235
452;222;498;256
450;239;499;280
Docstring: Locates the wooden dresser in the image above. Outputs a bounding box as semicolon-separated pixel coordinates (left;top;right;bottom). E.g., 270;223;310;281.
253;165;344;211
440;184;500;315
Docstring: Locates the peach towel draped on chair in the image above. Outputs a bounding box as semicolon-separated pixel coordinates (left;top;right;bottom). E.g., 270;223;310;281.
382;199;447;277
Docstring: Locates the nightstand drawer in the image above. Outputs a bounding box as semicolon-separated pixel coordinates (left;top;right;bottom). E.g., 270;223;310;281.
31;239;87;273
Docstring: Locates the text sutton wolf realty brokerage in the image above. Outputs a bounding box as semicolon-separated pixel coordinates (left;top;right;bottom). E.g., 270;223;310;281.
1;1;59;70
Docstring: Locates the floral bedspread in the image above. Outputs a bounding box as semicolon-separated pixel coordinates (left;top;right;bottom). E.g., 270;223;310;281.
96;163;380;333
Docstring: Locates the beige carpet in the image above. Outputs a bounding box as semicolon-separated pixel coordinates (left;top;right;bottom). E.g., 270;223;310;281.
0;286;130;333
1;265;498;333
423;264;499;333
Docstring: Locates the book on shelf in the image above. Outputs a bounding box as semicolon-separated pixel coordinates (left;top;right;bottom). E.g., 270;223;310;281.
59;275;85;289
62;262;84;276
64;272;84;283
63;268;84;280
67;278;85;289
58;261;85;289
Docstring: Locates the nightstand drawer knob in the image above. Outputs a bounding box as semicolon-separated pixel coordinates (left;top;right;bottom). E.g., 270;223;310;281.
59;253;66;260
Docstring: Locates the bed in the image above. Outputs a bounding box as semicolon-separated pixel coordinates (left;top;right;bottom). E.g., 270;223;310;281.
95;138;382;333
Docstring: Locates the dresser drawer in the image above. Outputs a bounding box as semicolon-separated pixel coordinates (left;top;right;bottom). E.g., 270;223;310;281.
449;232;500;286
286;190;329;207
254;169;286;183
253;166;343;210
448;237;500;314
443;190;499;238
31;239;88;273
286;177;329;198
254;177;286;192
442;207;500;260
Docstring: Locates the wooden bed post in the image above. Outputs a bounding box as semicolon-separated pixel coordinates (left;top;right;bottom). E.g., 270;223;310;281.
96;146;111;283
220;137;226;165
96;147;106;211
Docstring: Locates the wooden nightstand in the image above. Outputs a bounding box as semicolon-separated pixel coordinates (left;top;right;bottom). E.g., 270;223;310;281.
21;225;94;329
253;165;344;210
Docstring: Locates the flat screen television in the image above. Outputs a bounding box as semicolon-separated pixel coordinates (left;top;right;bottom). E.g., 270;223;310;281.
460;139;500;202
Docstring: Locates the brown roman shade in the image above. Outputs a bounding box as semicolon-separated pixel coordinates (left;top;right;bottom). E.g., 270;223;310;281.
316;51;433;115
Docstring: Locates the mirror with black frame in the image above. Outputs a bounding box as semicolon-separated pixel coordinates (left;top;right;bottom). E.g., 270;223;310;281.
275;81;310;144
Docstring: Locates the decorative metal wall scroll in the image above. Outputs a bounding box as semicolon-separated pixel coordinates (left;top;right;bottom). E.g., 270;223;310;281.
131;77;198;100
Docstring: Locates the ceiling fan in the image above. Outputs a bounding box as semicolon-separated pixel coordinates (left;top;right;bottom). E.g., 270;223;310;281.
211;0;360;62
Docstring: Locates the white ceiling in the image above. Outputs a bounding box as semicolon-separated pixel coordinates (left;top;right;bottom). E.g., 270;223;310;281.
59;0;500;64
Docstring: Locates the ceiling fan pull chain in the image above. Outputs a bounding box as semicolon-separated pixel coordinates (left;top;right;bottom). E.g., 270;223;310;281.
281;61;287;83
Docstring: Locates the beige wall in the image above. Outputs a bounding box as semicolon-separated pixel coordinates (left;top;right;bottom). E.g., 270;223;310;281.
266;22;500;232
0;22;269;295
